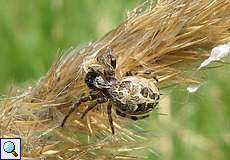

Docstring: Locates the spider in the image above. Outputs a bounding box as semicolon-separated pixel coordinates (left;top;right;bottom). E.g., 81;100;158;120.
61;48;160;134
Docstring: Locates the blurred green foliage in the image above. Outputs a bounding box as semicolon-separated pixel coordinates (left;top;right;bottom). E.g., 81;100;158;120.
0;0;141;92
0;1;229;160
169;69;230;160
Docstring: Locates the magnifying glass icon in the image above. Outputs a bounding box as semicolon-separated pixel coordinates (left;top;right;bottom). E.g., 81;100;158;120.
3;141;18;157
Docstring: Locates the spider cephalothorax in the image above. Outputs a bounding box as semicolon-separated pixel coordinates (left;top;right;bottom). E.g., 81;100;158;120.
61;48;160;134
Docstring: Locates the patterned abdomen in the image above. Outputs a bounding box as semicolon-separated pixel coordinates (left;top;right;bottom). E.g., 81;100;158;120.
111;76;160;115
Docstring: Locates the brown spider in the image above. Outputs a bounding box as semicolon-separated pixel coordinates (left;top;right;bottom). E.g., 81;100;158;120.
61;48;160;134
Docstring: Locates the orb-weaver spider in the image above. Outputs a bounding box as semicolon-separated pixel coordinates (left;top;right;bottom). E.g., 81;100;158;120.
61;48;160;134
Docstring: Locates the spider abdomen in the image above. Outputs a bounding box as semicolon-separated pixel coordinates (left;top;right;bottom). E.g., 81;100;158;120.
111;76;160;115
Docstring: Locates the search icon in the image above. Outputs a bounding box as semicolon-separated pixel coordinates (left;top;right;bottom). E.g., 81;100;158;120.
3;141;18;157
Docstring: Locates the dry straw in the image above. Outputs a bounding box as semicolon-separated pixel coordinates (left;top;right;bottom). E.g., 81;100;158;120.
1;0;230;159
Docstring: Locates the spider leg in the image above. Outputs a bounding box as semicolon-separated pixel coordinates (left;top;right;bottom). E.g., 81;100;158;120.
97;47;116;77
142;69;158;82
116;109;126;117
107;100;114;134
80;101;97;119
104;47;116;76
61;91;100;127
116;109;149;121
125;71;135;76
107;47;116;69
129;115;149;121
125;69;158;82
81;96;108;119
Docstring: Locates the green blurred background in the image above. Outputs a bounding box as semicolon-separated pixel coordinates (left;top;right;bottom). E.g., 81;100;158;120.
0;1;229;160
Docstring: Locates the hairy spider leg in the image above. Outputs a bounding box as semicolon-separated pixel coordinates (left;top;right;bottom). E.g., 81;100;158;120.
97;47;117;76
107;47;116;69
80;98;115;134
97;55;114;74
81;96;108;119
107;100;114;134
116;109;149;121
125;69;158;82
61;91;100;127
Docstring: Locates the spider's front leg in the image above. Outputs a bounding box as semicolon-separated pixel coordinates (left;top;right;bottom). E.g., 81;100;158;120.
61;91;100;127
107;47;116;70
97;47;117;77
